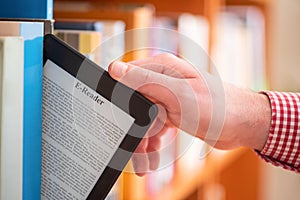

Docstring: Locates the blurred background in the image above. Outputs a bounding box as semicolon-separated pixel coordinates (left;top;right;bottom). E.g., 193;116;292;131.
53;0;300;199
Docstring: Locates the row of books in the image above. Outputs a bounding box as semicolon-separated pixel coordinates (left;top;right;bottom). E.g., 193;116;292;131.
0;0;53;199
0;18;127;200
0;19;52;200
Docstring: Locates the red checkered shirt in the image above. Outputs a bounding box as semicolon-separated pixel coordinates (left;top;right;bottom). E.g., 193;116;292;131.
257;91;300;173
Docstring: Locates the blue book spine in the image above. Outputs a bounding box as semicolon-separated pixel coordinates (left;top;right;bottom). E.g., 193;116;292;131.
20;22;44;200
0;0;53;19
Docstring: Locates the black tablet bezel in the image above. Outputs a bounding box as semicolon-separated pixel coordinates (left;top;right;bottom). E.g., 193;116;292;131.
43;34;157;200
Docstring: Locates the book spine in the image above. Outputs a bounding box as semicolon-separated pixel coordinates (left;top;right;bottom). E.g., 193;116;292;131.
0;37;24;200
0;0;53;19
21;23;44;200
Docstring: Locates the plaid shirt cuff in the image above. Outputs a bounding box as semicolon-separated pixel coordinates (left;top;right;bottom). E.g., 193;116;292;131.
256;91;300;173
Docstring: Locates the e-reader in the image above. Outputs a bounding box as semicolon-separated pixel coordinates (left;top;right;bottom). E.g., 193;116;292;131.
41;34;157;200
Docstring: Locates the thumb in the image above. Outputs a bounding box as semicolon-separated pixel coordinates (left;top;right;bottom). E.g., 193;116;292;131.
108;61;178;105
108;61;129;80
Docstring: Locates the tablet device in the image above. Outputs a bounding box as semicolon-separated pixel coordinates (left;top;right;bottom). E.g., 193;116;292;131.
41;34;157;200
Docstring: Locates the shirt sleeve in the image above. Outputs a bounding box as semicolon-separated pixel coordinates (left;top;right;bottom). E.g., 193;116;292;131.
256;91;300;173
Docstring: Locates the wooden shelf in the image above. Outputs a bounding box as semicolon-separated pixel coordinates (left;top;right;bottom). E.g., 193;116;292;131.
139;148;261;200
226;0;269;6
55;0;206;15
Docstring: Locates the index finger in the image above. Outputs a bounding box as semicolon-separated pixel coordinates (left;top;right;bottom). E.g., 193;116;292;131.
129;53;199;78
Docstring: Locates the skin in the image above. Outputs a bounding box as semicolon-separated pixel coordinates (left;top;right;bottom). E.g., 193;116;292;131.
108;53;271;176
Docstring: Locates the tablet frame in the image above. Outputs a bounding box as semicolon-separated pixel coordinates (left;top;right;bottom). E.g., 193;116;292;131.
43;34;158;199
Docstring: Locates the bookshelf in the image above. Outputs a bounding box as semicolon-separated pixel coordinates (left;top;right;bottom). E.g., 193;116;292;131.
53;0;270;199
142;148;261;200
56;0;211;15
6;0;298;199
1;0;271;199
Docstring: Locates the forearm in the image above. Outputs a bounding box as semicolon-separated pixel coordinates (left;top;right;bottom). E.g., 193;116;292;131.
221;83;271;150
200;82;300;173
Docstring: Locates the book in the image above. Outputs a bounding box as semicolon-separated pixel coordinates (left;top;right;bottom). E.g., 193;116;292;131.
54;30;102;63
178;13;210;71
55;19;125;70
150;16;178;56
0;21;44;200
212;6;266;90
0;0;53;19
94;20;125;70
0;36;24;200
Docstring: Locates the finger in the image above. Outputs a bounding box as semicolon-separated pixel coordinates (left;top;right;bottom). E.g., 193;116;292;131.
132;116;176;174
145;104;168;138
129;53;198;78
108;61;180;110
145;124;162;171
147;149;160;171
146;124;178;171
132;138;149;176
108;61;170;85
132;121;166;175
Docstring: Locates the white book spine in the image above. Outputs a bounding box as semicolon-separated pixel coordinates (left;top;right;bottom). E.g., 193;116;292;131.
0;36;24;200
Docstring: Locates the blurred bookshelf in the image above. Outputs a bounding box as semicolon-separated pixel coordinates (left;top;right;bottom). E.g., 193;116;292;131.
53;0;270;199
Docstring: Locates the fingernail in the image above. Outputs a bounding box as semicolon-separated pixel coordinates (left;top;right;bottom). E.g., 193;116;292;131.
112;61;128;78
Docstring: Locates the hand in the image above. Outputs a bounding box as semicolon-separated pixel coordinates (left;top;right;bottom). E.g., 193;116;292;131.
108;53;271;176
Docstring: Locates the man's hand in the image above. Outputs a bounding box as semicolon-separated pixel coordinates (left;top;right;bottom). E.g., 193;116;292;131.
108;53;271;176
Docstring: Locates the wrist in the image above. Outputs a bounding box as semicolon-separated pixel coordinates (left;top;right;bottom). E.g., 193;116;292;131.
245;92;271;150
223;84;271;150
255;93;271;150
